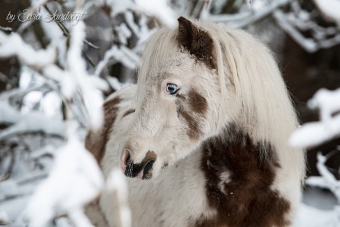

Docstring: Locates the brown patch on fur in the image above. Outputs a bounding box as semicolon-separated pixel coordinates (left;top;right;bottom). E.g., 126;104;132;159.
195;124;290;227
176;88;207;140
122;108;135;118
177;105;202;140
85;97;121;164
177;17;215;69
188;89;207;115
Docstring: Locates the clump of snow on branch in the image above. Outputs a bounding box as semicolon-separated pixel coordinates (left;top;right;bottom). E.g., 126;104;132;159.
24;135;103;227
0;212;10;225
292;151;340;227
288;78;340;226
273;1;340;53
0;32;56;69
19;21;106;226
0;21;106;226
313;0;340;25
306;152;340;202
66;21;107;130
135;0;177;28
106;169;131;227
290;88;340;148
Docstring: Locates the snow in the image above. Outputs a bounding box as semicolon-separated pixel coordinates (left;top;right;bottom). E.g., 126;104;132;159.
0;32;56;69
0;101;22;124
116;23;132;45
106;0;135;17
313;0;340;25
306;153;340;203
294;204;340;227
96;46;140;71
106;169;131;227
0;101;65;139
67;21;106;130
134;0;177;28
107;77;124;91
290;88;340;148
0;211;10;225
23;137;103;227
0;0;339;226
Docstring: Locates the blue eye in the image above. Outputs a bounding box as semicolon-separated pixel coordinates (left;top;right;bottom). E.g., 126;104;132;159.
166;83;179;95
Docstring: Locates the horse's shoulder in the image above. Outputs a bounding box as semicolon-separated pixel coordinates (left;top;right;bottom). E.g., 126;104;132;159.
85;85;136;163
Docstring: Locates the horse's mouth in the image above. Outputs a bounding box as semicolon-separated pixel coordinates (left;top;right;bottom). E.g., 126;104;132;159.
124;155;155;180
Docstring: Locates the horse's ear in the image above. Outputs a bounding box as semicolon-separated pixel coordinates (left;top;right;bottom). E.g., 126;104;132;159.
177;16;215;69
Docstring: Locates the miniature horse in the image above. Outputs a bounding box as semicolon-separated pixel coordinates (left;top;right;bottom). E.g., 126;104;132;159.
86;17;305;227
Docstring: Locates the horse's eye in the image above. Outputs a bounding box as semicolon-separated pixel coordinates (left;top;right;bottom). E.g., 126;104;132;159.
166;83;179;95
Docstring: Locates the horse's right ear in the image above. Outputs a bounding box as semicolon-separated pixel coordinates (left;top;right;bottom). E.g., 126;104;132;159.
177;16;215;69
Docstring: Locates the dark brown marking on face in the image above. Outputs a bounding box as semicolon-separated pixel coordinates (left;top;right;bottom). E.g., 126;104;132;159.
188;89;207;115
85;97;121;164
175;88;207;140
122;109;135;118
177;17;215;69
177;104;202;140
125;150;157;180
194;124;291;227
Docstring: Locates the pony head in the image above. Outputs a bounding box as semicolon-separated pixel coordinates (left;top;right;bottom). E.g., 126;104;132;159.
120;17;298;180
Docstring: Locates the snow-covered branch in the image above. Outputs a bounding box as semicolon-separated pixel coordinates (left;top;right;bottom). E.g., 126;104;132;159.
274;1;340;53
290;88;340;148
306;152;340;203
106;169;131;227
313;0;340;25
134;0;177;28
208;0;292;28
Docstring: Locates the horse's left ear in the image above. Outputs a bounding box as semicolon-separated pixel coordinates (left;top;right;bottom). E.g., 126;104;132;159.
177;16;215;69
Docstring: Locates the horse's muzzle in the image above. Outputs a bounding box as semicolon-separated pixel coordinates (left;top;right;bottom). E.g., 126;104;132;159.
123;151;156;180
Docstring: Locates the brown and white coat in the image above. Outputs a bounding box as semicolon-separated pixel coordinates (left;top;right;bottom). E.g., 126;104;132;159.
86;17;305;227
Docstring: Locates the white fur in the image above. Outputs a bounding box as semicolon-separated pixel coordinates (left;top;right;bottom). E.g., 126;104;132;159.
88;19;305;227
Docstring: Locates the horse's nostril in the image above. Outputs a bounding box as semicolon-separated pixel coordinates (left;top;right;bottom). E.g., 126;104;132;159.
142;159;155;180
125;152;131;165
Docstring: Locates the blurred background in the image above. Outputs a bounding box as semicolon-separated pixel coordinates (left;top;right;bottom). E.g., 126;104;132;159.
0;0;340;226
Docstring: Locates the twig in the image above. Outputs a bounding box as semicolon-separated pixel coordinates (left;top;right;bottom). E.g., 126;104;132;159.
43;5;98;67
0;26;12;33
274;9;318;53
210;0;292;28
43;5;100;50
198;0;212;19
82;50;96;67
0;144;17;182
84;39;100;49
